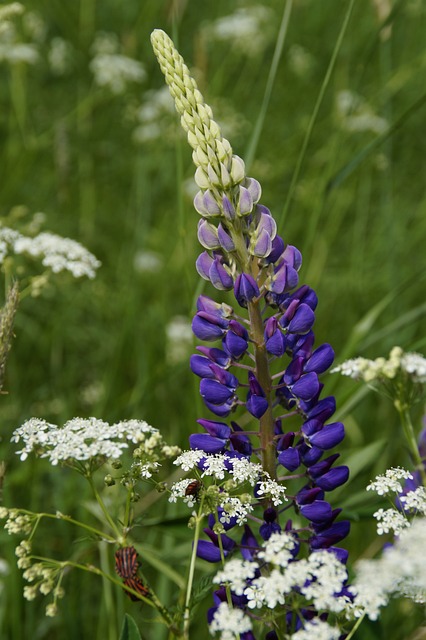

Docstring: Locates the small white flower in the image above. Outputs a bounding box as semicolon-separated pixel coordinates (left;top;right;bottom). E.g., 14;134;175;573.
90;53;145;95
367;467;413;495
373;508;409;535
400;486;426;515
173;449;204;471
256;478;287;506
291;619;341;640
213;559;257;596
209;601;252;639
11;417;158;465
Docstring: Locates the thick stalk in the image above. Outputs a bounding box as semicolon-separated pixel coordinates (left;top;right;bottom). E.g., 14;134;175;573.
247;297;277;481
229;222;277;481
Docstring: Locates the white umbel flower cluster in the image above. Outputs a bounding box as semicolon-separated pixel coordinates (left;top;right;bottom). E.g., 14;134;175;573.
366;467;413;496
89;31;145;95
332;346;426;385
209;601;252;639
212;532;349;624
0;226;101;278
351;517;426;618
12;417;158;465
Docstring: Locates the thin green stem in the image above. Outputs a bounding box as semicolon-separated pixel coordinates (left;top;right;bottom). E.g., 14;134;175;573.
345;614;366;640
183;496;205;639
396;403;426;485
279;0;357;229
87;477;122;539
16;509;116;543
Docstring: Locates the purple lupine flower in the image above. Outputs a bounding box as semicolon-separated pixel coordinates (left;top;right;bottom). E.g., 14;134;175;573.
151;28;351;637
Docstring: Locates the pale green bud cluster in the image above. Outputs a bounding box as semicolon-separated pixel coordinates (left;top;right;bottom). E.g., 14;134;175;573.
150;29;234;178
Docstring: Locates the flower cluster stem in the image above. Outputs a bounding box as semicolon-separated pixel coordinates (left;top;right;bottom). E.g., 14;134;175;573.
183;497;205;639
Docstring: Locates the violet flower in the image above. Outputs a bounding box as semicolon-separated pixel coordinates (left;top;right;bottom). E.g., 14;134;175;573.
151;29;351;638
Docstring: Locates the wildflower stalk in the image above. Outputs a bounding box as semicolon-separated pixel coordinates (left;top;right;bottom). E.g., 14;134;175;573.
247;297;276;481
183;496;205;639
87;476;122;539
395;401;426;485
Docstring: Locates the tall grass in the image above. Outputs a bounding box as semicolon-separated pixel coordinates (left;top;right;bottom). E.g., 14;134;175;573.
0;0;425;638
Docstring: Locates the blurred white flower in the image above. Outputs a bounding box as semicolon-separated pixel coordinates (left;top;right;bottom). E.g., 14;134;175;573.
48;37;73;76
203;6;274;57
351;517;426;618
133;249;163;274
0;19;39;65
287;44;314;77
0;224;101;279
90;31;145;95
22;10;46;43
0;3;23;23
165;315;193;364
133;86;176;143
336;89;388;135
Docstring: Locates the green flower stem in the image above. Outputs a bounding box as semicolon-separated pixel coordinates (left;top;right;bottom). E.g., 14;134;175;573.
229;224;277;483
87;477;122;540
248;296;277;482
183;496;205;639
345;614;366;640
396;402;426;486
17;509;116;543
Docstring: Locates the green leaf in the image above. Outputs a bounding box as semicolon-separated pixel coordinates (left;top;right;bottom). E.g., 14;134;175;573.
119;614;143;640
345;439;388;482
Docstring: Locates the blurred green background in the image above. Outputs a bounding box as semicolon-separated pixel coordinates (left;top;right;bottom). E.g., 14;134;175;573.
0;0;425;638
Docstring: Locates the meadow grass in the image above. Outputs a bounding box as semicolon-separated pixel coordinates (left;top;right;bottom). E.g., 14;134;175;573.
0;1;425;638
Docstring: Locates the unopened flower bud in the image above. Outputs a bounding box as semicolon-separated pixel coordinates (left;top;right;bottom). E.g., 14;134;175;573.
104;474;115;486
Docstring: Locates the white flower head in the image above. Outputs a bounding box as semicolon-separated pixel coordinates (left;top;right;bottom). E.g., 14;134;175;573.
11;417;158;465
367;467;413;496
209;601;252;639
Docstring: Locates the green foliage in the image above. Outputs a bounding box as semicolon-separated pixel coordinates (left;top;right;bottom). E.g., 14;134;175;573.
119;614;143;640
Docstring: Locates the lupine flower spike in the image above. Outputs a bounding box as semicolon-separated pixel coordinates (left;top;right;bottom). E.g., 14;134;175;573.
152;30;351;637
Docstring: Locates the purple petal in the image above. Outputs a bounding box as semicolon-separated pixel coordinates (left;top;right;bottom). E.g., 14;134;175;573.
217;223;235;252
222;331;248;359
222;195;235;220
200;379;234;404
196;346;231;368
300;500;333;524
190;355;216;378
209;259;233;290
266;235;285;264
278;447;300;472
246;394;269;419
192;314;227;341
309;422;345;450
203;399;234;417
253;228;272;258
287;304;315;334
196;540;223;562
197;219;220;249
238;186;253;215
197;419;231;439
310;521;350;549
315;466;349;491
189;433;227;453
195;251;213;280
304;344;335;374
234;273;260;307
291;372;320;401
245;177;261;203
307;396;336;422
